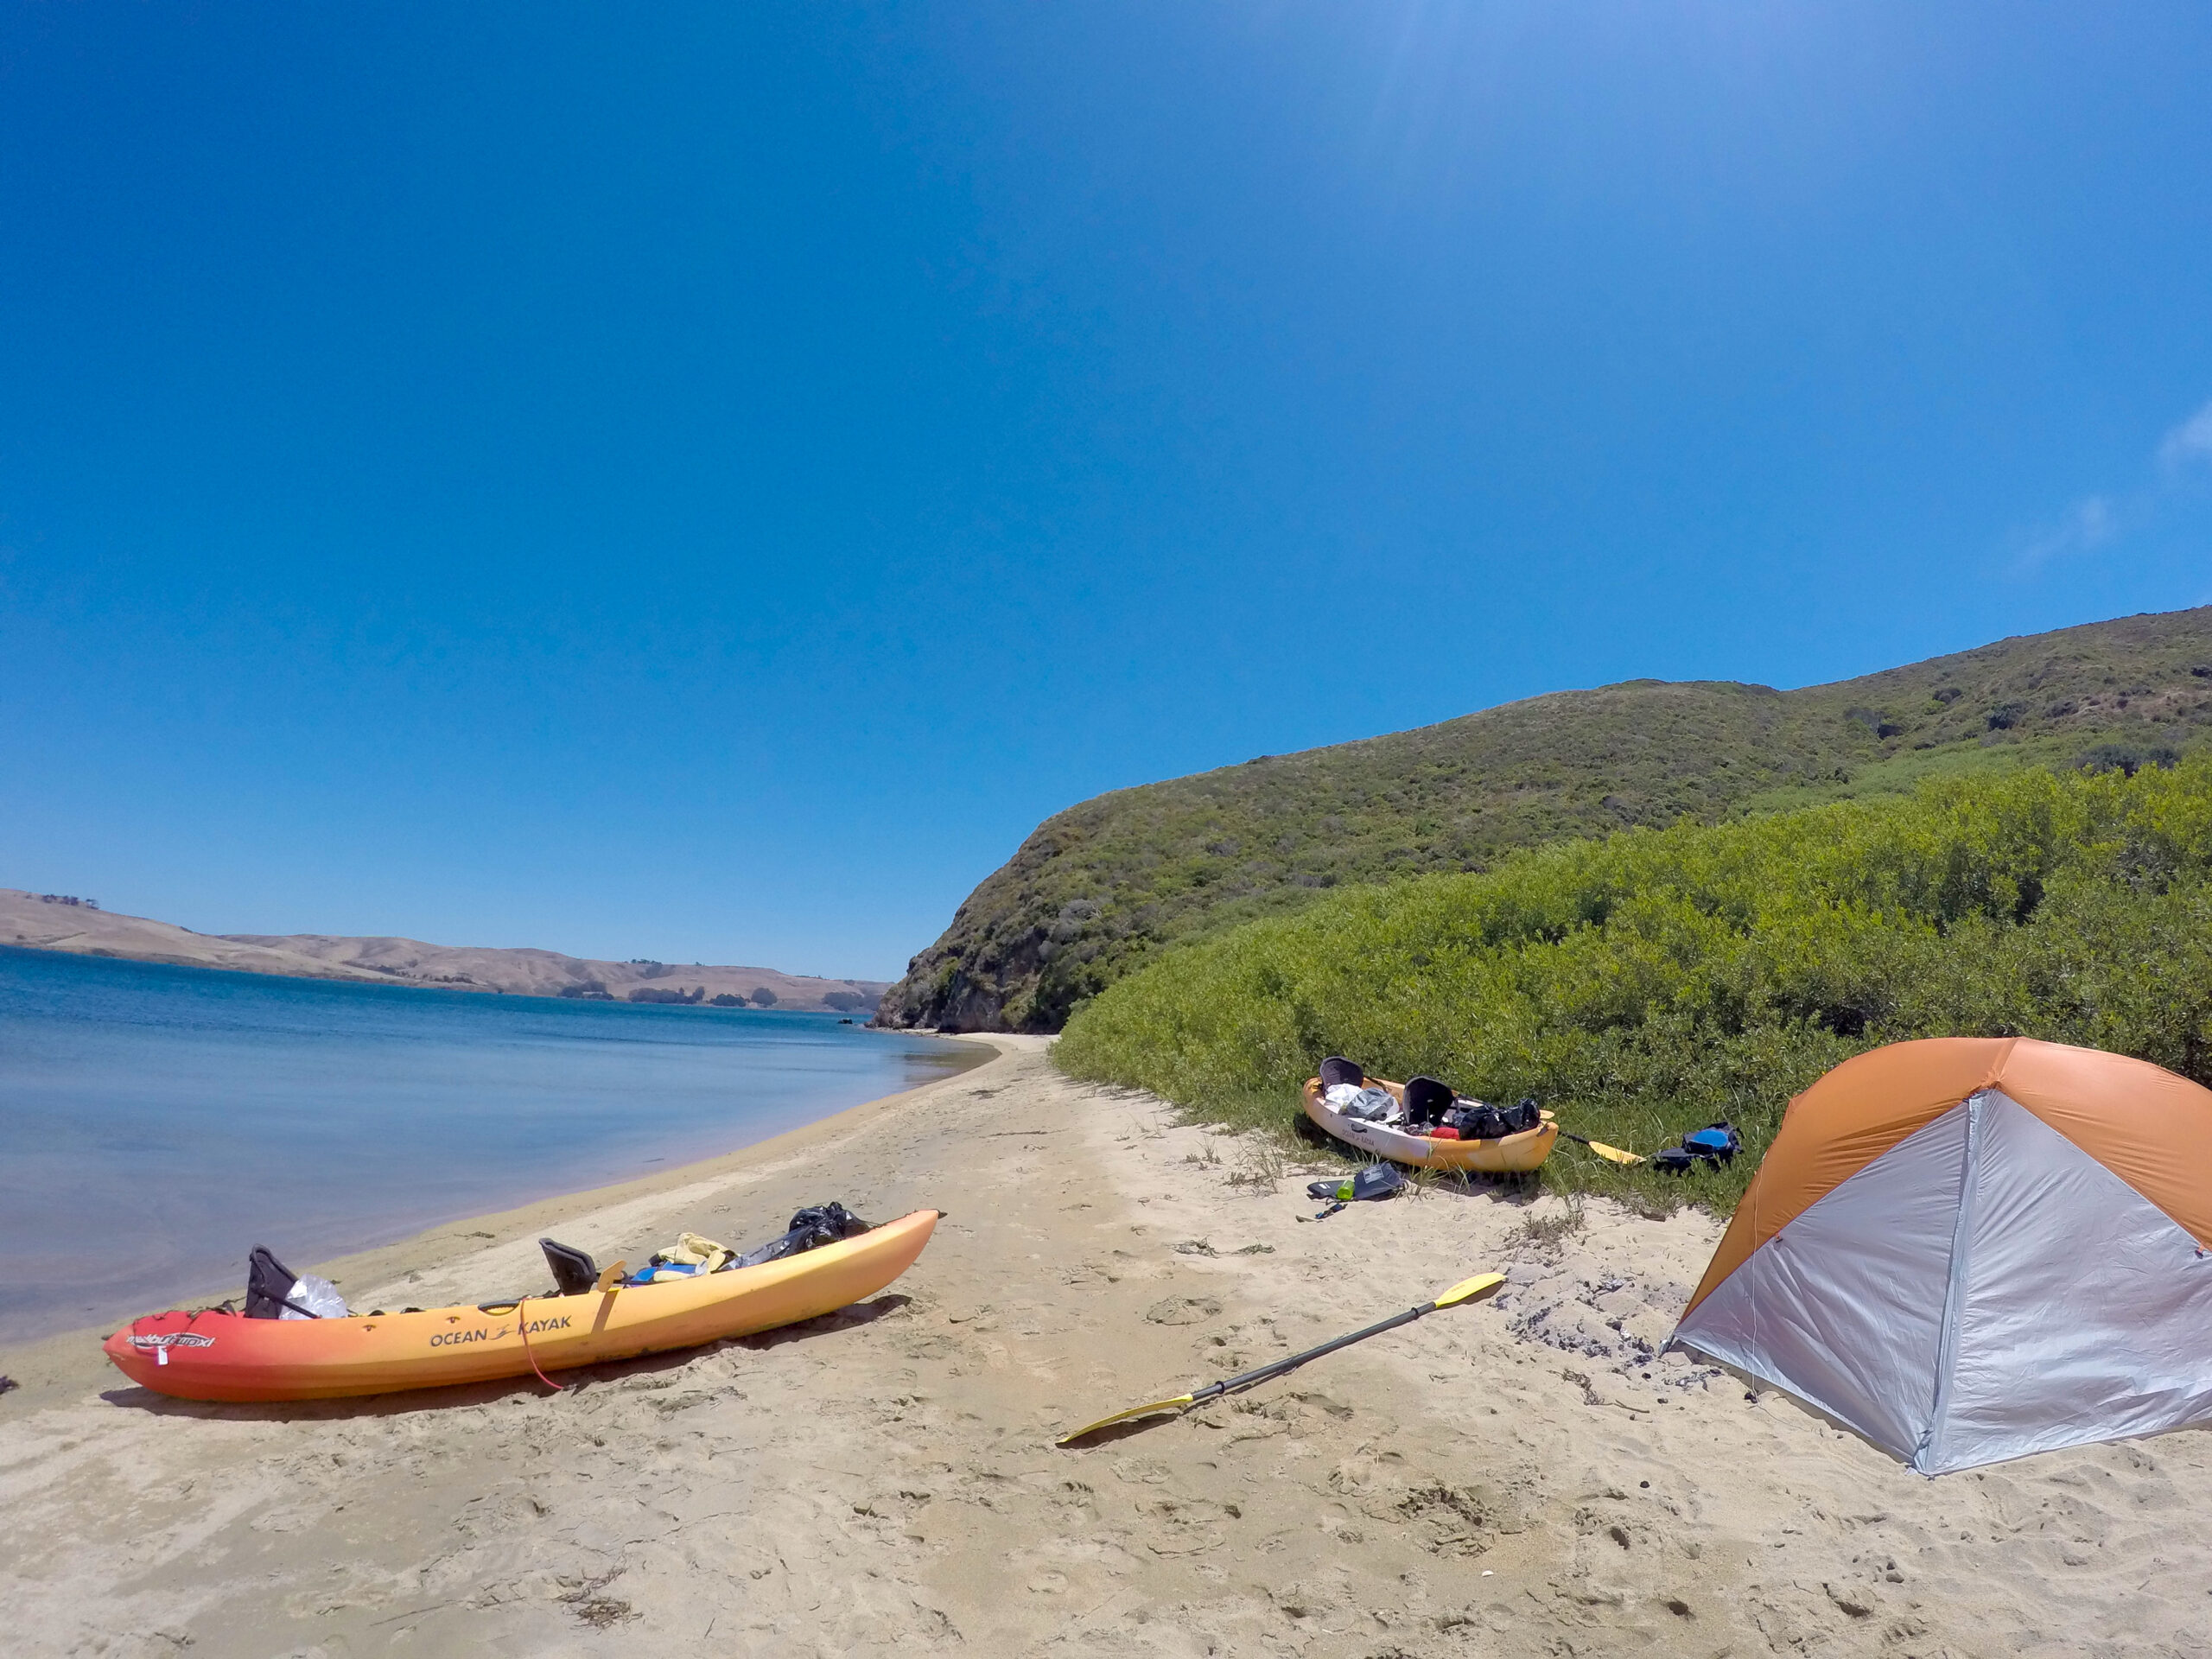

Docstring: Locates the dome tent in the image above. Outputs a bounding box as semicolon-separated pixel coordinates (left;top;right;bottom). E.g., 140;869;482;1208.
1672;1037;2212;1475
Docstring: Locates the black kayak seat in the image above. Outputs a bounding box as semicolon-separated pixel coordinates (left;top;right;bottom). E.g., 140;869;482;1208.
540;1237;599;1297
1319;1056;1364;1090
1402;1075;1455;1125
245;1245;306;1319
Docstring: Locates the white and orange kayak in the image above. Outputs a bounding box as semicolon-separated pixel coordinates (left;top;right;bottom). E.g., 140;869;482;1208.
1301;1077;1557;1173
105;1209;941;1403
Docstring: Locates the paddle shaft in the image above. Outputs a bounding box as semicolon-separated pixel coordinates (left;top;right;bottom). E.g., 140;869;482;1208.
1191;1300;1440;1407
1056;1273;1501;1442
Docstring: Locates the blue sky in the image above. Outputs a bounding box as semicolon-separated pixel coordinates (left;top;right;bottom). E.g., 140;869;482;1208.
4;4;2210;979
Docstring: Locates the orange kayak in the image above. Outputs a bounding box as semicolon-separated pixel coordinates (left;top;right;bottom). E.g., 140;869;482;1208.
1301;1077;1557;1173
105;1209;941;1402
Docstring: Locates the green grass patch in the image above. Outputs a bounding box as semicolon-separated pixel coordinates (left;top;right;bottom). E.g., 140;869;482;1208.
1727;734;2067;817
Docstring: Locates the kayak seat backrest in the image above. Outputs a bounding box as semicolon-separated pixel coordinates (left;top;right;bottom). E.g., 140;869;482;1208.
245;1245;299;1320
1319;1056;1364;1090
540;1237;600;1297
1402;1076;1454;1125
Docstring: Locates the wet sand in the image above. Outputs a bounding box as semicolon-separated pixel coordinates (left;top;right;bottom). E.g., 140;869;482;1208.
4;1035;2210;1656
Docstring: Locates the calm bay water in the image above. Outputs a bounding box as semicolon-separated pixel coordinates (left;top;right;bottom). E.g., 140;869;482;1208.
0;946;977;1344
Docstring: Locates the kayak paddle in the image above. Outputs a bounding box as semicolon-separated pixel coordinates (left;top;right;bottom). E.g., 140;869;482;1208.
1055;1270;1504;1446
1556;1129;1644;1165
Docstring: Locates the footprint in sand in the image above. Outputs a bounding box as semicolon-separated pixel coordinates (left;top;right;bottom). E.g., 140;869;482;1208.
1143;1295;1222;1325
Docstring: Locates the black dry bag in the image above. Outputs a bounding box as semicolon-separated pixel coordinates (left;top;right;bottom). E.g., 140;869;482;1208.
1447;1103;1509;1141
734;1201;874;1269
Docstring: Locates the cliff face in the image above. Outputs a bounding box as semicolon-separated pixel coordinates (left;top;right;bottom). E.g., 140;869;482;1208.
876;607;2212;1033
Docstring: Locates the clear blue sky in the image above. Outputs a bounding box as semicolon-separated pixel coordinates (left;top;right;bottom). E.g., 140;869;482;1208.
4;5;2210;979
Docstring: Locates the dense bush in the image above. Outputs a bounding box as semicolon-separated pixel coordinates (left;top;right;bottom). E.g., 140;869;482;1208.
1055;757;2212;1209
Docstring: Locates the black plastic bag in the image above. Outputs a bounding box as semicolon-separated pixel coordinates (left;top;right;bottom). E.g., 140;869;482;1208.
732;1201;874;1268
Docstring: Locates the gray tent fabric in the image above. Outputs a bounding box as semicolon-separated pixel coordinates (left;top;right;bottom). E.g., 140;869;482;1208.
1932;1095;2212;1471
1674;1087;2212;1474
1673;1103;1967;1464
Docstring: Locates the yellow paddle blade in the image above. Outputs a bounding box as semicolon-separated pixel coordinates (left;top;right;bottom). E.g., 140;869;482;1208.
1056;1393;1196;1446
1432;1271;1506;1308
1586;1141;1645;1166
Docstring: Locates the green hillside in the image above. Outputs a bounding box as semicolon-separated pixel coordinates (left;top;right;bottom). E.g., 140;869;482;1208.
878;607;2212;1033
1054;759;2212;1211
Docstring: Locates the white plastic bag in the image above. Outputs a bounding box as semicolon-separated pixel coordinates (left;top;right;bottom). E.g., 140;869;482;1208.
1325;1082;1398;1122
278;1273;350;1320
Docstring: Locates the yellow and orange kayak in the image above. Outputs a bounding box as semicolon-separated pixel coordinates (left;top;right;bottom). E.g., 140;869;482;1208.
1301;1077;1556;1173
105;1209;941;1402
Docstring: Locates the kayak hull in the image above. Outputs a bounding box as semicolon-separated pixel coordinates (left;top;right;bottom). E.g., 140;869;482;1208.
1302;1078;1556;1173
103;1209;941;1403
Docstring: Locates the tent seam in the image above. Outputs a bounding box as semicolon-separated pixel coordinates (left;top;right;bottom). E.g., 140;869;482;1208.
1916;1089;1985;1473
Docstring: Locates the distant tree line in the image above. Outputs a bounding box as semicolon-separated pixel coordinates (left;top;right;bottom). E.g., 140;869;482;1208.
551;977;864;1011
629;985;706;1005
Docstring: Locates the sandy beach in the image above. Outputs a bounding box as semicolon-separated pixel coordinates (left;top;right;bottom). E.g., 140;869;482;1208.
4;1035;2209;1656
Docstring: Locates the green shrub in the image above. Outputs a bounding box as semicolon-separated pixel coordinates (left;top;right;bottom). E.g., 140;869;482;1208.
1055;757;2212;1211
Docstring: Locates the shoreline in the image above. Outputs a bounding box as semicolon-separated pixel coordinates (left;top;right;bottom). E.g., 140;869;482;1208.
0;937;887;1012
0;1030;1002;1410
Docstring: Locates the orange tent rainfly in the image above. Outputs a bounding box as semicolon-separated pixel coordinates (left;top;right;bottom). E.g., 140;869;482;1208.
1672;1037;2212;1474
